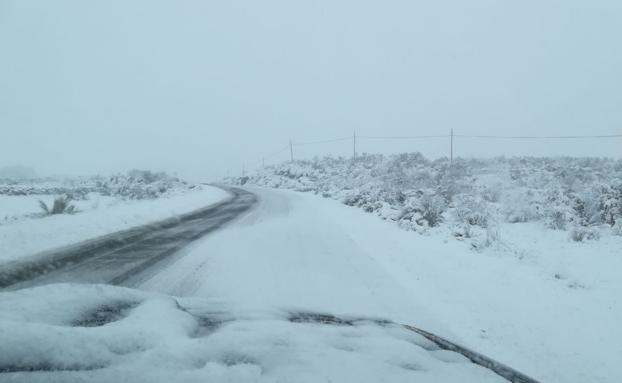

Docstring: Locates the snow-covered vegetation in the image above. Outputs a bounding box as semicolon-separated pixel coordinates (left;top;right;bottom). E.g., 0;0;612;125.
0;170;197;224
227;170;622;382
0;173;228;263
236;154;622;247
1;170;194;201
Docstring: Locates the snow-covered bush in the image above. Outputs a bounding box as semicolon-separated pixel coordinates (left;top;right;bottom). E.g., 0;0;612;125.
398;190;446;230
451;194;491;228
569;225;601;242
480;183;502;203
543;188;574;230
0;171;193;201
597;183;622;226
235;153;622;247
502;188;542;223
38;195;76;215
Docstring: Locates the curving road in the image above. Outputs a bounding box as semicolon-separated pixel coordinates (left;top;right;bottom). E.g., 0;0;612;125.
0;185;540;382
0;186;256;290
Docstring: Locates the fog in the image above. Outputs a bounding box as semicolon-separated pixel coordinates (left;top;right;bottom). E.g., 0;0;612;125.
1;0;621;180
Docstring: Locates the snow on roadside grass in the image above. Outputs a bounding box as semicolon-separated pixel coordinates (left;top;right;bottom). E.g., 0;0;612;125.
0;283;506;383
0;185;229;264
309;191;622;383
236;154;622;250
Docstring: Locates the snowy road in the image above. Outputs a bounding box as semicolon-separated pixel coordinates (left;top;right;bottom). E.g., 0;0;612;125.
138;186;537;382
0;187;256;290
139;187;446;327
0;186;539;382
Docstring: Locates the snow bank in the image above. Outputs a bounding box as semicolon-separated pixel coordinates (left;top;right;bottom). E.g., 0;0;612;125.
0;283;506;382
307;191;622;383
0;185;229;263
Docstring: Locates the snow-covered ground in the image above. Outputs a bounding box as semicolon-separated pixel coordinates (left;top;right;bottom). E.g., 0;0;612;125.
235;155;622;251
322;193;622;383
138;187;620;382
1;186;619;382
0;185;229;264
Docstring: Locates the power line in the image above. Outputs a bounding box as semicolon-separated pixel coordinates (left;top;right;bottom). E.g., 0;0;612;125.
293;137;352;146
358;135;450;139
244;131;621;174
454;133;622;139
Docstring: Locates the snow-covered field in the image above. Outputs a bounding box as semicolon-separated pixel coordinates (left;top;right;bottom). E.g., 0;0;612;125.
323;193;622;383
0;174;229;264
228;156;622;382
0;188;518;383
1;158;620;382
235;154;622;250
139;187;620;382
0;186;619;381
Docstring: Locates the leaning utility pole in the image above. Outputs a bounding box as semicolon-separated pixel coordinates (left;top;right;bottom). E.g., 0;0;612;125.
289;139;294;162
353;130;357;160
450;128;454;166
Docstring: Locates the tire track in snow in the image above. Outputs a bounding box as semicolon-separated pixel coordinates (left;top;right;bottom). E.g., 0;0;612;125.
0;186;257;289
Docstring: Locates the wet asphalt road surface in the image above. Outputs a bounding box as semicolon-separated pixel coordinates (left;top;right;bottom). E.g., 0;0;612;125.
0;186;256;290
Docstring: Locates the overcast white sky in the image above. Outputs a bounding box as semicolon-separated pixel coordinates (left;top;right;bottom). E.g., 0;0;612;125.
1;0;621;180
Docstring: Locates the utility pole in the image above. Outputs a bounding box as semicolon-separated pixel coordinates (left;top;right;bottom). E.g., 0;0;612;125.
289;139;294;162
262;157;265;168
353;130;357;160
450;128;454;166
242;163;245;176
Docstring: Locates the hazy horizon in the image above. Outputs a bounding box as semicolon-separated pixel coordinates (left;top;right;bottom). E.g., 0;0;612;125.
2;0;621;181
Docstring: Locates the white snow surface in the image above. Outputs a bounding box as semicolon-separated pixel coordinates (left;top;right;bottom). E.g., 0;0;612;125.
140;187;622;383
2;186;620;382
0;185;229;263
0;284;504;383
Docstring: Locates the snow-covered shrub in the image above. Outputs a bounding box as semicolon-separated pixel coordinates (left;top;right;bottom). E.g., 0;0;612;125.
127;169;168;184
398;190;446;230
236;153;622;246
480;184;502;203
452;194;491;228
38;195;76;215
569;225;601;242
434;161;472;202
597;183;622;226
450;194;496;241
570;186;605;227
97;171;190;199
543;188;574;230
470;227;501;250
1;171;195;202
502;188;542;223
418;192;446;227
485;227;500;246
612;221;622;236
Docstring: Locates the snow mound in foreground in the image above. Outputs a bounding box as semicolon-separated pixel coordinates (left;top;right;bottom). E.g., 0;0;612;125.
0;284;505;383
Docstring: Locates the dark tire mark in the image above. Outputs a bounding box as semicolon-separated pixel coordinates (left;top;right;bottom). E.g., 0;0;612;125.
0;186;256;289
